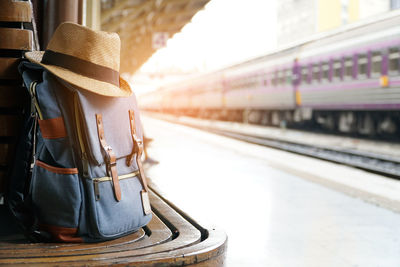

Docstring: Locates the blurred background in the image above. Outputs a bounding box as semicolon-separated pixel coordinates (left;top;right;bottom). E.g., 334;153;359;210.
123;1;400;266
135;0;400;141
126;1;400;266
129;0;400;95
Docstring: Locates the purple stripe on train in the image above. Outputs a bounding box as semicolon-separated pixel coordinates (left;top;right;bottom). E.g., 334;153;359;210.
225;87;293;96
299;78;400;92
302;103;400;110
299;81;381;91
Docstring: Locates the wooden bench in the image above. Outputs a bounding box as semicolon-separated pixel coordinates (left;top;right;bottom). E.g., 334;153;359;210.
0;0;34;202
0;179;227;266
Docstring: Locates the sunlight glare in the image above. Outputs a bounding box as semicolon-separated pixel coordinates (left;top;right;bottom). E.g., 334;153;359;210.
140;0;277;73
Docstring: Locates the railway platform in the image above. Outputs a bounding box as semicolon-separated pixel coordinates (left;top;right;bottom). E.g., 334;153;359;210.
148;113;400;213
142;115;400;267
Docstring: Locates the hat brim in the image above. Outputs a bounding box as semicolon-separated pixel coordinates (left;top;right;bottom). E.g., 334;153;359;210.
25;51;132;97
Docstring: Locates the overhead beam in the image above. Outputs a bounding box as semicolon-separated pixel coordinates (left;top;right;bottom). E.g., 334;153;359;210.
119;17;186;42
161;0;193;7
100;0;210;74
102;1;154;32
154;8;198;24
101;0;132;24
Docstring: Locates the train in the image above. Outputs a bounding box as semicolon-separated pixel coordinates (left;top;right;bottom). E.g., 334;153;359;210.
139;10;400;137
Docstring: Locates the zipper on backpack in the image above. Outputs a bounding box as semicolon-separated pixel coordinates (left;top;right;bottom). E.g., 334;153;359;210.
91;171;140;201
74;94;89;177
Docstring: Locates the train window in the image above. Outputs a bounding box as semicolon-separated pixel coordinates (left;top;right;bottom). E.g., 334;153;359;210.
252;76;259;87
333;60;342;80
241;78;246;88
232;79;238;89
239;79;244;89
301;66;308;84
358;54;368;78
241;78;251;88
243;79;248;88
263;73;269;86
263;78;268;86
312;64;319;83
371;51;382;77
278;71;285;85
344;57;353;80
271;71;277;86
252;76;258;88
321;62;329;82
285;69;292;84
389;47;400;75
234;79;239;89
240;78;245;88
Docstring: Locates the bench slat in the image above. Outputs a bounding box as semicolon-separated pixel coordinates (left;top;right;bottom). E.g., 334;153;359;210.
0;171;6;196
0;115;21;136
0;58;21;79
0;190;201;265
0;86;24;108
0;215;171;257
0;28;32;50
0;229;146;253
0;1;31;22
116;228;227;266
0;144;14;166
0;187;227;266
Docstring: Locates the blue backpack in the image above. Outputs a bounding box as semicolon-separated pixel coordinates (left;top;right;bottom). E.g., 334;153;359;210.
7;61;152;242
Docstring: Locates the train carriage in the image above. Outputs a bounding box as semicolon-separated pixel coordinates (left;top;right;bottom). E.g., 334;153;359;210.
296;11;400;134
140;9;400;137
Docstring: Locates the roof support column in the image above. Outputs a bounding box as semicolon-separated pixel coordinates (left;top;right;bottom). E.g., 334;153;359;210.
42;0;81;48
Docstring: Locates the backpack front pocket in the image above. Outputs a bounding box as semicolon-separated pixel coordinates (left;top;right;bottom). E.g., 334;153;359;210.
32;160;83;242
84;171;152;239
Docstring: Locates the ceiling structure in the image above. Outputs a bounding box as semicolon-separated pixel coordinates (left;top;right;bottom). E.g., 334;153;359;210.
100;0;210;74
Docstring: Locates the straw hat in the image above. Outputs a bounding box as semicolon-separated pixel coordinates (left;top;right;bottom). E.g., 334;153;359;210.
25;22;132;97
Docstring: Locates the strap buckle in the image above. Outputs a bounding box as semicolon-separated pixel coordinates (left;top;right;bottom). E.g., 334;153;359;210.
127;110;151;215
96;113;121;202
104;145;113;152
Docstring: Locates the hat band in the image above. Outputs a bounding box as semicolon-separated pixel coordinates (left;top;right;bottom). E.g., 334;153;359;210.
41;50;120;86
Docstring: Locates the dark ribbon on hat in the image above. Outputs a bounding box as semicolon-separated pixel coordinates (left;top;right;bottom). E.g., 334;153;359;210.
41;50;120;86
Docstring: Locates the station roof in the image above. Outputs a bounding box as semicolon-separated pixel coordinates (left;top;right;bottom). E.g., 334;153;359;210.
101;0;210;74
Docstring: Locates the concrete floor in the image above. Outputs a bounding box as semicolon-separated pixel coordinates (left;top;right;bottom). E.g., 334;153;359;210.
143;115;400;267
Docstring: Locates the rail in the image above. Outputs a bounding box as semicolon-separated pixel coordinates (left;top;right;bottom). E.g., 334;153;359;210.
150;113;400;179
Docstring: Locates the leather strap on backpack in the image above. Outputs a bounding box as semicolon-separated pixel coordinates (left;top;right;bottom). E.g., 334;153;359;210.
95;114;121;202
127;110;151;215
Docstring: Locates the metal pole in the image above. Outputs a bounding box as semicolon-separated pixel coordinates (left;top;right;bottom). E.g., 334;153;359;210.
42;0;80;48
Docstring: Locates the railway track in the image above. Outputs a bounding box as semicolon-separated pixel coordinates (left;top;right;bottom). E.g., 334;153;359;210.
150;114;400;179
206;127;400;179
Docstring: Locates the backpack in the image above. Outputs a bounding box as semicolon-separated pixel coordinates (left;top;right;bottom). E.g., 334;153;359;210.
7;61;152;242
